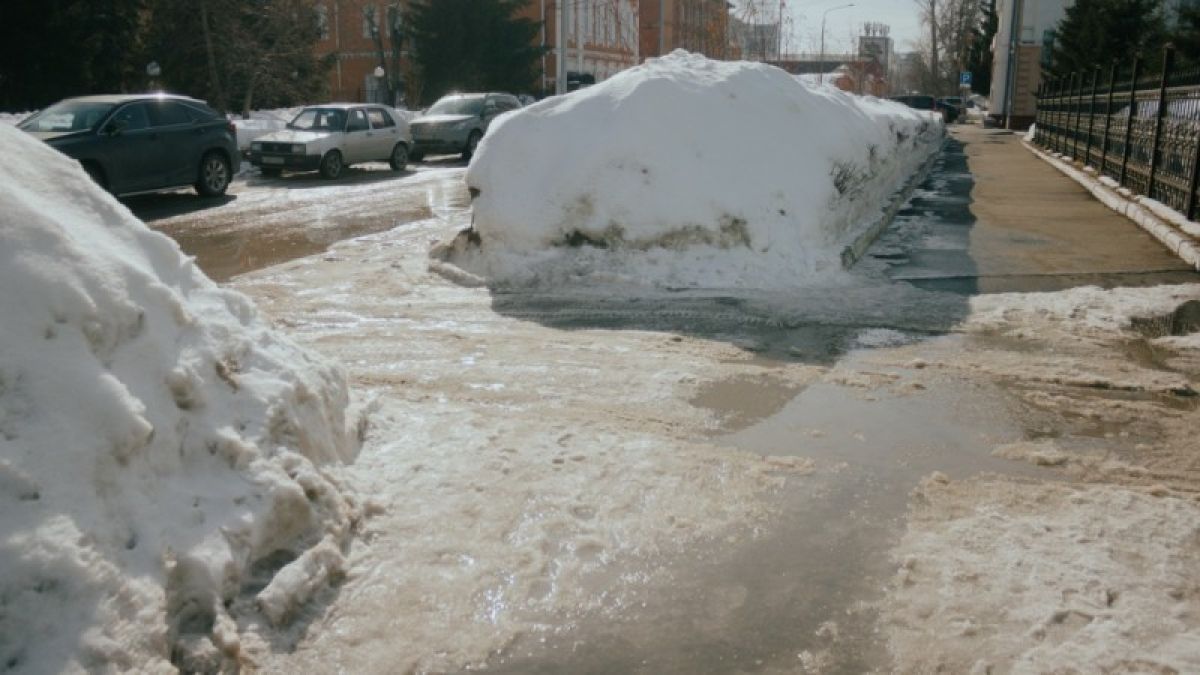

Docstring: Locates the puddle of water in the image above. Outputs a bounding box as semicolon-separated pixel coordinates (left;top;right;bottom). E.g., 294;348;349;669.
477;365;1039;674
690;374;807;431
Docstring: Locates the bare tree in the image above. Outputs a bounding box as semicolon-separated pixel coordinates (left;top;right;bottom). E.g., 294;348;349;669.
914;0;979;94
364;2;407;107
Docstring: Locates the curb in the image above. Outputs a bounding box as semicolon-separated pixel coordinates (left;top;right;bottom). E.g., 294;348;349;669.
1023;140;1200;272
840;146;942;269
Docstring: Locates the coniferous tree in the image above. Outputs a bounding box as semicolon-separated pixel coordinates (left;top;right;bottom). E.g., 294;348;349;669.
967;0;998;94
405;0;546;105
1049;0;1168;75
1173;4;1200;65
140;0;331;114
0;0;147;111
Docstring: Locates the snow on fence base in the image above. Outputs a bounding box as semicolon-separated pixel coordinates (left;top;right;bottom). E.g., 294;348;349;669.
0;123;362;673
1023;140;1200;272
432;51;943;290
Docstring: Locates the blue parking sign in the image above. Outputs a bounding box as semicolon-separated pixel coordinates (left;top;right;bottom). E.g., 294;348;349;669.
960;71;972;86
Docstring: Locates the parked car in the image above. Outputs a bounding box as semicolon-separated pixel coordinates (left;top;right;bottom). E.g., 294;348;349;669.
18;93;239;197
937;97;964;122
408;93;522;161
248;104;412;179
890;94;959;123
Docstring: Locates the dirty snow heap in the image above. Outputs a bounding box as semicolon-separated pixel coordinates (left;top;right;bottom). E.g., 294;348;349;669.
0;124;360;673
445;50;943;288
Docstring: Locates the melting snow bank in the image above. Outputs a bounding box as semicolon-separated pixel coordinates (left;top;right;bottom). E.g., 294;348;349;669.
435;50;943;289
0;124;361;673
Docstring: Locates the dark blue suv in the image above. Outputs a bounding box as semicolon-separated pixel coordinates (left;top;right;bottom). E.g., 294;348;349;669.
18;94;240;197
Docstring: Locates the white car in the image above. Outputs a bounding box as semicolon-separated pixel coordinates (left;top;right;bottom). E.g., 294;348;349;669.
249;104;412;179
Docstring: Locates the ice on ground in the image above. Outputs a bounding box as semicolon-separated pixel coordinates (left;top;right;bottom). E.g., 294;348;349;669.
442;50;942;289
0;124;360;674
887;474;1200;673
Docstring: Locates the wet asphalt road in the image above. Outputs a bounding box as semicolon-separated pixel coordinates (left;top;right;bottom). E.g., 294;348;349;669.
127;156;471;281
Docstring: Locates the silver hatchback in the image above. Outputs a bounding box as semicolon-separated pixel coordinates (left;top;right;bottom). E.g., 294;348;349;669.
409;93;522;161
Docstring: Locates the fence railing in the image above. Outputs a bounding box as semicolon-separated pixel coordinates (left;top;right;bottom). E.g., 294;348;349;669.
1033;45;1200;222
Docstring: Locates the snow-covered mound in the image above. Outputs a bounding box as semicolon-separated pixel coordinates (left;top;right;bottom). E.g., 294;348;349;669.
0;112;31;127
445;50;942;288
0;124;361;673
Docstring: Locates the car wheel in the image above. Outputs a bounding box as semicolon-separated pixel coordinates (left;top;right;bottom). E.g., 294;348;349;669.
462;131;482;161
319;150;343;179
196;151;231;196
260;167;282;178
389;143;408;171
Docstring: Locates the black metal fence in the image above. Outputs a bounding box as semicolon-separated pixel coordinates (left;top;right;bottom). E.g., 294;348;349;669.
1033;45;1200;221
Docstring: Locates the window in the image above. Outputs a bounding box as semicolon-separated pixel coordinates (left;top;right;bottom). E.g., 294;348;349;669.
316;4;329;40
111;103;150;131
363;4;378;38
367;108;394;128
347;109;369;132
149;101;192;127
289;108;347;130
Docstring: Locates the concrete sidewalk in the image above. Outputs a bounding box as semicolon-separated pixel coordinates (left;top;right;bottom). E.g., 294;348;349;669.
890;124;1198;294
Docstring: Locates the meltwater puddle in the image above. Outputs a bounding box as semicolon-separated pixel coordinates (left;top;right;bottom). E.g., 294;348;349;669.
475;351;1043;674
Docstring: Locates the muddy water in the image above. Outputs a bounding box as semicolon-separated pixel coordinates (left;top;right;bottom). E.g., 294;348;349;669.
480;354;1038;674
130;164;470;281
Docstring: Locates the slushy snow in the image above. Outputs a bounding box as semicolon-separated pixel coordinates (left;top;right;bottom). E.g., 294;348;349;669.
441;50;942;288
0;124;361;673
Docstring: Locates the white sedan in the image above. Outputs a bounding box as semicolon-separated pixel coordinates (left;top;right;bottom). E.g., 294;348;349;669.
249;104;412;179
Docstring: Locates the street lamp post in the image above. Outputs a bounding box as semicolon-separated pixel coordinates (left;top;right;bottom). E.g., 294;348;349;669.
819;3;855;85
146;61;161;92
373;66;385;105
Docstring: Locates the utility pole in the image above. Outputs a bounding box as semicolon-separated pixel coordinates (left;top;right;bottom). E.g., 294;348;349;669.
820;4;855;85
556;0;568;94
659;0;665;56
777;0;784;61
577;0;585;74
1003;0;1024;129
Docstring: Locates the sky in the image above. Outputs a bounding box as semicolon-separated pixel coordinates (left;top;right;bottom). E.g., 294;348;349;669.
736;0;927;55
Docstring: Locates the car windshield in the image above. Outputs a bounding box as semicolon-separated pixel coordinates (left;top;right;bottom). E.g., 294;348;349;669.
289;108;347;131
18;101;116;132
427;97;484;116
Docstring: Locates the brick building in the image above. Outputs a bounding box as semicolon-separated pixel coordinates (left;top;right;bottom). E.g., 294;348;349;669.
313;1;640;103
640;0;729;60
313;1;409;104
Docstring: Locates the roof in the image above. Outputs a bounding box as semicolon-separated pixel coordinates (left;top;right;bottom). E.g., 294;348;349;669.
63;93;205;105
303;102;395;109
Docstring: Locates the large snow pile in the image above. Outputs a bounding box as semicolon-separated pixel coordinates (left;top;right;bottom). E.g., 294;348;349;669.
0;112;31;127
0;124;361;673
444;50;942;289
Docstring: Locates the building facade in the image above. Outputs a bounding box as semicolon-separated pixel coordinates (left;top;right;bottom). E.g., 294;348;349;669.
640;0;729;60
522;0;640;94
990;0;1071;128
313;0;410;104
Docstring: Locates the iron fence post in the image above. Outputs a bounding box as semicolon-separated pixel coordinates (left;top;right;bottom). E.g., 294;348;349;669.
1085;67;1100;165
1099;61;1118;176
1049;77;1059;151
1080;71;1089;159
1147;45;1175;200
1061;74;1071;153
1187;92;1200;218
1120;57;1141;187
1060;73;1070;155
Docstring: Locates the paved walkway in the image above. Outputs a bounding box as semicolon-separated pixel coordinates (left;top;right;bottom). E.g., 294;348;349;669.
889;124;1198;294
